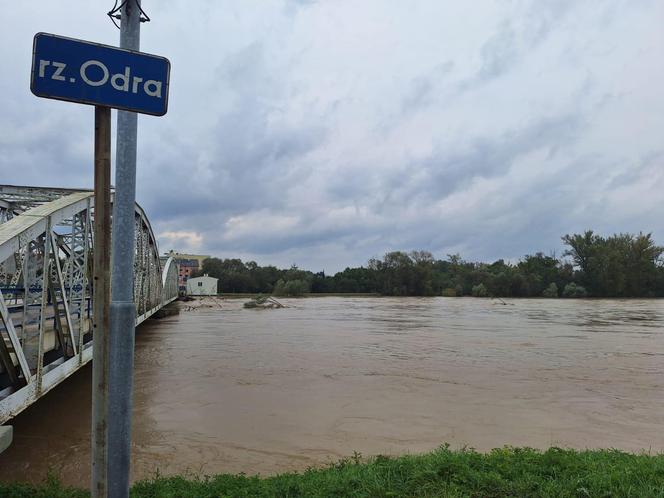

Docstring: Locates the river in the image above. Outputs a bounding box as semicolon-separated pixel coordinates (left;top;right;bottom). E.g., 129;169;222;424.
0;297;663;486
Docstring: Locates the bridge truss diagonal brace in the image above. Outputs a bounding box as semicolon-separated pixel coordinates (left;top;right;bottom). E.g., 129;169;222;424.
50;232;78;357
0;291;32;385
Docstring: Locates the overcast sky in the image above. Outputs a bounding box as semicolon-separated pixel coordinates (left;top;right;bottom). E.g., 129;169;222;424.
2;1;663;272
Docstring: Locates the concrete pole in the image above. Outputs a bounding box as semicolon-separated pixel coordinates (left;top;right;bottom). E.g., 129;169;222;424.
91;105;112;498
108;1;140;496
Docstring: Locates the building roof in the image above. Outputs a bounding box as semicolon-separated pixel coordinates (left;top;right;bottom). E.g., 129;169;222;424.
165;250;210;260
187;274;218;282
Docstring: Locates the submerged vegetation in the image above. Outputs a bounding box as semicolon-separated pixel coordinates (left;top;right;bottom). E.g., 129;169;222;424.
3;446;664;497
196;231;664;298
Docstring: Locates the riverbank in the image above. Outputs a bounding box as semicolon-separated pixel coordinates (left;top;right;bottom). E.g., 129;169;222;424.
3;446;664;497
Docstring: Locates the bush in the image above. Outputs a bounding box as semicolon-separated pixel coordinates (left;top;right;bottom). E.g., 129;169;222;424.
471;283;488;297
542;282;558;298
562;282;588;298
441;287;457;297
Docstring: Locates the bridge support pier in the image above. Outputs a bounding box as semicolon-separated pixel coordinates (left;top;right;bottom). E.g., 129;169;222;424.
0;426;12;454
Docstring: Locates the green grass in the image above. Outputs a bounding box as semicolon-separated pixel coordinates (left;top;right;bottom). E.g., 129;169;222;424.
2;446;664;497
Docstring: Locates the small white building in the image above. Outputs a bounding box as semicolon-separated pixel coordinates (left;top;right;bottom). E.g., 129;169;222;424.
186;274;218;296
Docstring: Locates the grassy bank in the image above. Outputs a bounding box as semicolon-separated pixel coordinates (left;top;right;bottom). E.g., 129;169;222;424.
2;446;664;497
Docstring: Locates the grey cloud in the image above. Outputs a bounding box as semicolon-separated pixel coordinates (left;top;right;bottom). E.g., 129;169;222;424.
0;111;93;189
176;112;586;265
606;150;664;190
374;113;584;210
138;42;327;225
477;22;518;81
522;0;576;45
3;0;663;273
399;61;454;115
459;0;577;91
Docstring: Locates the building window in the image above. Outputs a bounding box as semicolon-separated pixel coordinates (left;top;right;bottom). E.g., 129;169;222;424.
198;282;202;287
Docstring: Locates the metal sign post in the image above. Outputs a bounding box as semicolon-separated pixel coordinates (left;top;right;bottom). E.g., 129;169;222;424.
30;9;169;497
108;2;142;497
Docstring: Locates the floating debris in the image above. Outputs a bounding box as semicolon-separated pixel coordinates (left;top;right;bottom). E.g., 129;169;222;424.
492;297;514;306
182;296;223;311
243;296;286;309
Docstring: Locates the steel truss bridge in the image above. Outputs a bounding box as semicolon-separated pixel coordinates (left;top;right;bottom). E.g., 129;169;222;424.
0;185;178;428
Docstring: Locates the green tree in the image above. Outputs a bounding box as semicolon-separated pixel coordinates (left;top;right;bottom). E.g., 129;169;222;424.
563;231;663;297
542;282;558;298
562;282;588;298
471;283;488;297
273;279;309;296
517;253;565;297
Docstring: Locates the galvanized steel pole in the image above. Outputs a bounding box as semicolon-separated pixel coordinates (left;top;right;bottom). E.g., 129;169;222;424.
108;1;141;496
92;105;112;498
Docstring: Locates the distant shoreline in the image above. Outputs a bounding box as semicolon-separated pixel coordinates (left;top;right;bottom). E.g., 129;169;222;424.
192;293;664;300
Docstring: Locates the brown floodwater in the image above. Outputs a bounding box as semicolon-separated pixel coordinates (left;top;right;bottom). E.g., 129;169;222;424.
0;297;663;486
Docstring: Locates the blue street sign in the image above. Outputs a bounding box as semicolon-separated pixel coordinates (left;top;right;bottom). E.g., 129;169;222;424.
31;33;170;116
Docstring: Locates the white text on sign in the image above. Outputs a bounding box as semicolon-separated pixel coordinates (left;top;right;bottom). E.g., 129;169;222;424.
37;60;163;98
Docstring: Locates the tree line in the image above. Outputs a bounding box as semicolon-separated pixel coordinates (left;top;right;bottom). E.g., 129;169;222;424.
193;231;664;298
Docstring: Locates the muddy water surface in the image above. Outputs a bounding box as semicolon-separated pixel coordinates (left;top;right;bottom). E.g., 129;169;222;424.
1;297;663;486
